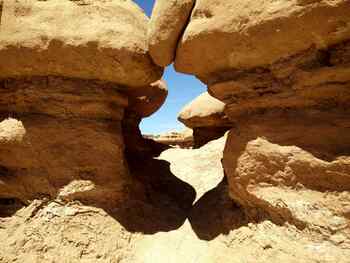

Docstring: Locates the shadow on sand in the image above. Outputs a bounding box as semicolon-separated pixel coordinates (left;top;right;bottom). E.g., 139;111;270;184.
188;177;247;240
112;151;196;234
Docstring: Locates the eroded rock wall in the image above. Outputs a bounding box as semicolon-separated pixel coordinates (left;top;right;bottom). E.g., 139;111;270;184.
0;0;166;212
149;0;350;246
0;76;132;210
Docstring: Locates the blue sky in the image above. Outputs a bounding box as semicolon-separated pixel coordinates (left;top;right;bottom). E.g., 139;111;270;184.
133;0;206;134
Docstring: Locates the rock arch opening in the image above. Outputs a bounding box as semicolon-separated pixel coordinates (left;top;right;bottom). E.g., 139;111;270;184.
0;0;349;262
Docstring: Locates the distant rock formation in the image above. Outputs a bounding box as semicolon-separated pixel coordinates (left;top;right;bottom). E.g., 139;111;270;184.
144;128;194;148
178;92;233;148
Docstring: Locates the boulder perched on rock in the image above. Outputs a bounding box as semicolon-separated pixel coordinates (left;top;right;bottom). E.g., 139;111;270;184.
174;0;350;81
178;92;232;148
0;0;162;88
148;0;195;67
178;92;230;128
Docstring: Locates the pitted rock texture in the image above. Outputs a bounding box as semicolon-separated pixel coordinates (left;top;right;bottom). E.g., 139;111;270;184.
150;0;350;226
0;0;162;88
148;0;195;67
0;74;171;210
208;42;350;122
178;92;232;148
229;138;350;249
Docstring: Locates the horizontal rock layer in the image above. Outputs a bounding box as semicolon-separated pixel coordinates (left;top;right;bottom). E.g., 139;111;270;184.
0;0;162;87
0;76;141;209
175;0;350;80
208;41;350;121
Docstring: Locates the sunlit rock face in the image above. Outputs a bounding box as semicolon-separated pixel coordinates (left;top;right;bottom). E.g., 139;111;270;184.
148;0;195;67
0;0;166;210
178;92;233;148
150;1;350;258
0;0;162;88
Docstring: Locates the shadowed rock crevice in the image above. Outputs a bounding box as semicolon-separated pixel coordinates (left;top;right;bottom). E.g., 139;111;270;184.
119;110;196;234
0;197;25;217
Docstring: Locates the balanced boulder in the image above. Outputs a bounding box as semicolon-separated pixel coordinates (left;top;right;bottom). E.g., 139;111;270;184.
178;92;233;148
148;0;195;67
0;0;162;88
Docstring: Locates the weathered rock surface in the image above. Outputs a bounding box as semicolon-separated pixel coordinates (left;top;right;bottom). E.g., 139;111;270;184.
2;136;350;262
0;1;169;212
148;0;195;67
208;43;350;123
126;80;168;118
225;138;350;259
0;0;162;88
178;92;230;128
232;138;350;223
178;92;232;148
148;2;350;259
0;77;134;210
174;0;350;81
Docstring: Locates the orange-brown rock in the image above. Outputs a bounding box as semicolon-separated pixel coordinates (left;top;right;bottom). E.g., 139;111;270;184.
230;138;350;244
0;77;134;209
0;0;162;88
126;80;168;118
174;0;350;81
0;1;167;210
178;92;233;148
145;128;194;148
148;0;195;67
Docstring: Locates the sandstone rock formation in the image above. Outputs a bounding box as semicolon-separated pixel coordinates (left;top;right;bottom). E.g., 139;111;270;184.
144;128;194;148
0;0;166;212
149;0;350;81
122;80;169;160
3;135;349;262
232;139;350;228
148;0;195;67
1;0;350;262
0;0;162;87
149;1;350;260
178;92;232;148
126;80;168;118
